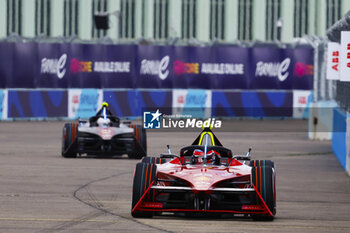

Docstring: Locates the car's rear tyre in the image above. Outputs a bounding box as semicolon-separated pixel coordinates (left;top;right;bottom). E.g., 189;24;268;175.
141;157;166;164
131;163;156;218
250;160;275;169
128;125;147;159
61;123;78;158
251;165;276;221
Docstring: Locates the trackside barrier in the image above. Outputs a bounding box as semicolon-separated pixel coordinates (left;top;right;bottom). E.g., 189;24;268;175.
0;89;311;119
0;89;7;119
103;90;173;117
68;89;103;119
7;90;67;118
308;101;337;140
332;107;350;174
211;91;293;117
293;90;312;118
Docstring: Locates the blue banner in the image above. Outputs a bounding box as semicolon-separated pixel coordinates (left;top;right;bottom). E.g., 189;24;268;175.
212;91;293;117
0;90;4;119
0;42;314;90
103;90;172;117
8;90;67;118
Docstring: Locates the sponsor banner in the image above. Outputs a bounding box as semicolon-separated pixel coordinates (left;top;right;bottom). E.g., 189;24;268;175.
13;43;37;88
68;89;103;118
37;43;70;88
0;42;313;90
136;45;173;88
103;90;172;117
210;46;249;89
37;43;135;88
340;31;350;82
251;46;314;90
0;89;8;119
211;91;293;117
0;43;37;88
7;90;67;118
251;47;289;89
172;89;211;118
293;90;312;119
103;90;138;117
327;42;340;80
0;43;14;88
67;44;136;88
172;46;249;89
286;47;314;89
172;46;211;89
137;90;173;115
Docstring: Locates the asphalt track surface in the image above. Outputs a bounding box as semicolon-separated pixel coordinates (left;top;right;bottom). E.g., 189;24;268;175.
0;120;349;233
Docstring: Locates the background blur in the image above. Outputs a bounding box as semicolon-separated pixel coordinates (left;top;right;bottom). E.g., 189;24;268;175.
0;0;347;42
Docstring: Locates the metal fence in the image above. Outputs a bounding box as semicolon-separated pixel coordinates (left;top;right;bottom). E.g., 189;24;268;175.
336;81;350;112
326;10;350;112
305;36;336;102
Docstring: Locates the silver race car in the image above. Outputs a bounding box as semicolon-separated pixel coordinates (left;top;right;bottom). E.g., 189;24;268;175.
61;102;146;159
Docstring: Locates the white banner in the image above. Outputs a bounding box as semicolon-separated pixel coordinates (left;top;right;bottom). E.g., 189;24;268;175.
68;89;103;119
172;89;212;118
340;31;350;82
293;90;312;119
327;42;340;80
0;89;8;119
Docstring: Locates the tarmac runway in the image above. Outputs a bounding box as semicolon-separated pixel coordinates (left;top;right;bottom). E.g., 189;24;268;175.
0;120;349;233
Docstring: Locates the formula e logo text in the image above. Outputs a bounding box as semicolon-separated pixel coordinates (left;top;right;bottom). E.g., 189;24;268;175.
143;109;162;129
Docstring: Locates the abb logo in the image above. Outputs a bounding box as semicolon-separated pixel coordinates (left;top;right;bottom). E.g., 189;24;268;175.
72;95;79;104
177;96;185;104
298;96;306;105
347;44;350;68
331;51;339;71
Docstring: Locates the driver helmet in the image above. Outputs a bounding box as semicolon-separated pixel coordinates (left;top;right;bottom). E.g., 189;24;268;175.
97;117;111;126
193;149;204;156
206;150;220;157
102;102;109;108
192;149;203;164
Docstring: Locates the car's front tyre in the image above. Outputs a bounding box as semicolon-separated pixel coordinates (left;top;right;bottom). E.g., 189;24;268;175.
251;165;276;221
131;162;156;218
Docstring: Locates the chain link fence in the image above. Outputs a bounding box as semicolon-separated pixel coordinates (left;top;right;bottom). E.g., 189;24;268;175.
304;36;336;103
336;81;350;112
326;10;350;112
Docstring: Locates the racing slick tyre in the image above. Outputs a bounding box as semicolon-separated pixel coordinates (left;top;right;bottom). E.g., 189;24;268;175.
61;123;78;158
141;157;166;164
131;163;157;218
128;125;147;159
251;165;276;221
250;160;275;169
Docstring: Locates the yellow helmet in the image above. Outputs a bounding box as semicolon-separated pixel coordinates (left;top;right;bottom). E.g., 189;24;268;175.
102;102;109;107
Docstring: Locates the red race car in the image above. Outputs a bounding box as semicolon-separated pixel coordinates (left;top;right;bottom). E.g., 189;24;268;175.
131;128;276;220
